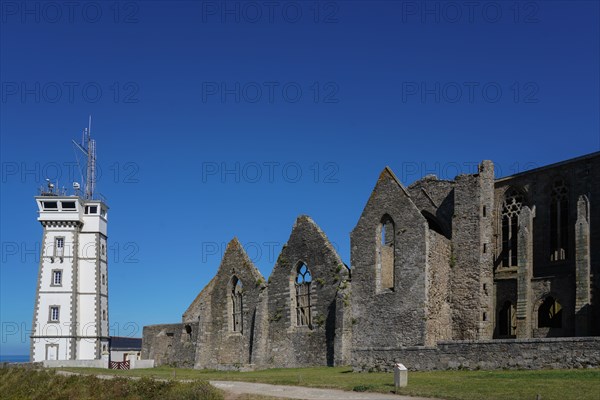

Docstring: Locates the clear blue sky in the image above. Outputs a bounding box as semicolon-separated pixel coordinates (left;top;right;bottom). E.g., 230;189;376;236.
1;1;598;356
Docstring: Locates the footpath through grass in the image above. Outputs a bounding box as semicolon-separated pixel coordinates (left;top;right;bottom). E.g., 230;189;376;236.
60;366;600;400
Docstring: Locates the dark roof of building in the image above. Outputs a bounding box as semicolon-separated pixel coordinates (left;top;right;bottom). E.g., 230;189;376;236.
495;151;600;183
110;336;142;351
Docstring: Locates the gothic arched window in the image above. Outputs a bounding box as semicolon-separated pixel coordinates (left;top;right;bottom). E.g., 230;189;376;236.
501;189;524;268
550;180;569;261
377;215;395;290
295;263;312;326
231;277;243;333
538;296;562;328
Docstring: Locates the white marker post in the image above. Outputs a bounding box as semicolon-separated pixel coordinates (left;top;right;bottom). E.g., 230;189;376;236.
394;363;408;388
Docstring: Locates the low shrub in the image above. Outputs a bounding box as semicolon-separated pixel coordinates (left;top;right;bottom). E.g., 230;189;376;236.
0;368;223;400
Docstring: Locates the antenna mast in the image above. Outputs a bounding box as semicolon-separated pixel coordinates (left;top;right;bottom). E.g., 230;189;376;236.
86;116;96;199
72;116;97;200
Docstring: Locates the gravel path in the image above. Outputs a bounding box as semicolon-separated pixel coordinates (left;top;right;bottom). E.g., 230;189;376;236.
209;380;440;400
56;370;441;400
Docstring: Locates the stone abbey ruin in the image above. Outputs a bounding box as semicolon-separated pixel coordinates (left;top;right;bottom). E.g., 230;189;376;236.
142;152;600;370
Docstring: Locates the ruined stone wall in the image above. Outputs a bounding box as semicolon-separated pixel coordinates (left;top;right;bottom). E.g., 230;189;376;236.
493;278;517;338
141;322;198;367
194;239;267;369
140;152;599;371
451;161;495;340
530;277;575;337
495;154;599;278
351;168;429;354
494;152;600;337
408;177;455;238
182;278;216;368
266;216;350;367
183;277;215;324
352;337;600;371
425;229;452;345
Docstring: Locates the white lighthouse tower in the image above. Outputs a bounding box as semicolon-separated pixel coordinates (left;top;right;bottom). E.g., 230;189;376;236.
31;120;109;362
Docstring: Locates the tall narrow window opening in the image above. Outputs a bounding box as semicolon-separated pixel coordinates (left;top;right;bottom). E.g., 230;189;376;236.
501;189;524;268
377;215;395;290
498;301;516;337
49;306;60;322
52;270;62;286
295;263;312;326
231;277;243;333
550;180;568;261
55;237;64;257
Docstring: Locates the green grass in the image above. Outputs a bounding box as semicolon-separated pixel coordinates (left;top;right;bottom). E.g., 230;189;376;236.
0;368;223;400
58;366;600;400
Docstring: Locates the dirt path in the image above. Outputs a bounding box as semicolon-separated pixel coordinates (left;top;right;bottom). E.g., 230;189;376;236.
210;380;439;400
55;370;440;400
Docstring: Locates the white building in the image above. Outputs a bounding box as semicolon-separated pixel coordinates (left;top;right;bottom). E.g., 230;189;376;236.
30;123;110;362
109;336;142;362
30;192;109;362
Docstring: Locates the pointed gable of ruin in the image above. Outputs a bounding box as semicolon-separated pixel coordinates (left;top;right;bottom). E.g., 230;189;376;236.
272;215;347;277
266;215;350;367
353;166;423;232
215;237;265;286
350;166;430;350
195;237;267;369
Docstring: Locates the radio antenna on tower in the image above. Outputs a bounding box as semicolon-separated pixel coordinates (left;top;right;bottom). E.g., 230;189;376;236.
72;116;97;199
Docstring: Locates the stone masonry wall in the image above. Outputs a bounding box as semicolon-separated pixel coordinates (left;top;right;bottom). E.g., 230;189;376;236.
494;152;599;336
141;152;599;372
183;277;215;324
351;168;429;353
407;177;455;238
182;277;216;368
196;239;267;369
266;216;350;367
425;229;452;345
451;161;494;340
141;322;198;367
530;277;575;338
493;278;517;338
353;337;600;371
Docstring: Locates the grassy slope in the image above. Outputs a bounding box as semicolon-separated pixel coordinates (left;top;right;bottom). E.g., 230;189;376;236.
59;366;600;400
0;368;223;400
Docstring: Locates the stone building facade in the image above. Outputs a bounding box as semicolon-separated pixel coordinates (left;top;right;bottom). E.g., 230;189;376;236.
142;153;599;370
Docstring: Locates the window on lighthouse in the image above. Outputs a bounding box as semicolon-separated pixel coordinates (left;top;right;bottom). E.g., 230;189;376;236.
55;237;64;257
52;270;62;286
85;206;98;214
49;306;59;322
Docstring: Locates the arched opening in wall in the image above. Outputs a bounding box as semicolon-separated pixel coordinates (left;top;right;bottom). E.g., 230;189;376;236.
198;306;205;331
422;211;447;238
498;301;516;337
295;262;312;327
377;214;395;291
538;296;562;328
550;180;569;261
166;343;172;361
230;276;243;333
184;324;192;341
501;188;525;268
